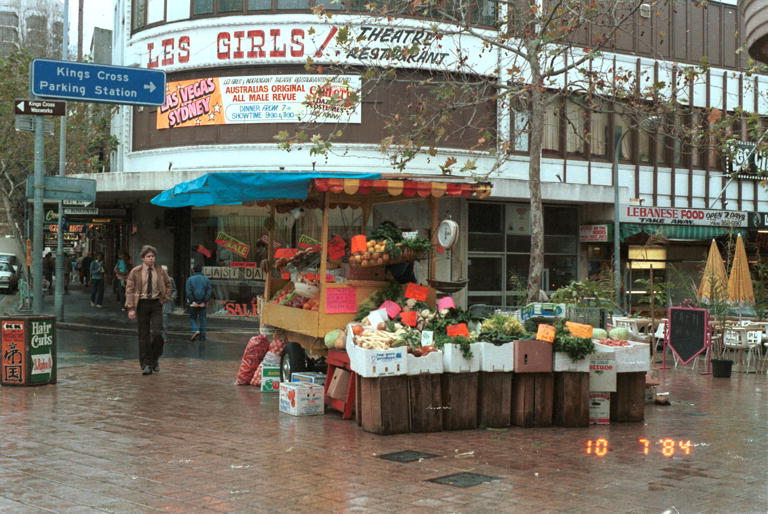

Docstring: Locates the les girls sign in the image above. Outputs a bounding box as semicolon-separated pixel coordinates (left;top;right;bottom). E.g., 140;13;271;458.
157;74;361;129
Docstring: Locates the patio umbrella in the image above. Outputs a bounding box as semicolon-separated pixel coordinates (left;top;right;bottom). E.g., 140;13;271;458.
698;239;728;302
727;233;755;304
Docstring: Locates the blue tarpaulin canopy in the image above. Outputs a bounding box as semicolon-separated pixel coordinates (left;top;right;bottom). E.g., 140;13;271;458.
150;172;382;208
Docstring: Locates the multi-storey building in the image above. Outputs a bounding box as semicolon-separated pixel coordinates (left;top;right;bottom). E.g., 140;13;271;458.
90;0;767;317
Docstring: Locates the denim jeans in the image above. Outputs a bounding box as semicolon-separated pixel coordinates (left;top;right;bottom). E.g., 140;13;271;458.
189;306;207;340
90;278;104;306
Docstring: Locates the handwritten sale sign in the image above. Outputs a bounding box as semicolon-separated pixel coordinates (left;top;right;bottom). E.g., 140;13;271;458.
565;321;593;339
446;323;469;338
325;287;357;314
404;283;429;302
215;231;250;258
536;324;556;343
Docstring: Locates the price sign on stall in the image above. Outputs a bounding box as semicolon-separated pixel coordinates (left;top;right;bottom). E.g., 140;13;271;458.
536;324;556;343
404;282;429;302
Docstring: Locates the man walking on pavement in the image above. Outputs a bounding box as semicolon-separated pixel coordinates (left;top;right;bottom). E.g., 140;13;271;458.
89;252;105;307
185;264;212;342
125;245;172;375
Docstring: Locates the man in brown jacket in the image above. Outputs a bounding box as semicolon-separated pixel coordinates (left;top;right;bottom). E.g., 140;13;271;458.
125;245;172;375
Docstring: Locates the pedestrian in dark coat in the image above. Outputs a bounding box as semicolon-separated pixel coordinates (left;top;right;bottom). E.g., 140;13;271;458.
185;265;212;342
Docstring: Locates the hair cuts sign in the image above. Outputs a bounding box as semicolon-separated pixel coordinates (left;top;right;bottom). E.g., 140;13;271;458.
620;205;748;228
157;75;361;128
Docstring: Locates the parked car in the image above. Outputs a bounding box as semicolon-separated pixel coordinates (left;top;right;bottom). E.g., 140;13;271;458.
0;261;18;292
0;252;21;292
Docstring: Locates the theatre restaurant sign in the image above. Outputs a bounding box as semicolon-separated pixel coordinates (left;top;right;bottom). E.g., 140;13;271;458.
620;206;749;227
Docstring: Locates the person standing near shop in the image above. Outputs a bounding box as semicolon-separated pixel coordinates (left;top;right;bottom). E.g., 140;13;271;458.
185;265;212;342
89;253;106;308
125;245;172;375
80;253;93;287
160;264;177;343
42;252;54;294
114;251;130;309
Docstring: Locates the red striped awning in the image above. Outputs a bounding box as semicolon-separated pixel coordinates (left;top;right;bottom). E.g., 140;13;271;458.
312;178;492;199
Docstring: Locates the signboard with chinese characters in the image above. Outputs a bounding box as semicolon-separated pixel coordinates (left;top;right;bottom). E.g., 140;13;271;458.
157;75;361;129
1;316;56;386
620;205;748;228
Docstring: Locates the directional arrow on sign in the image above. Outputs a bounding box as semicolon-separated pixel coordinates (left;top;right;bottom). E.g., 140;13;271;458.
144;82;156;93
15;99;66;116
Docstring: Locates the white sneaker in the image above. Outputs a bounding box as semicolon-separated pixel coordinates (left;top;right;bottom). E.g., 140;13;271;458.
90;301;95;307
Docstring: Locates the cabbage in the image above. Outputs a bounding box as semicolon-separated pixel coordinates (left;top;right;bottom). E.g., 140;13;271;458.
325;329;342;349
609;327;630;340
592;328;608;339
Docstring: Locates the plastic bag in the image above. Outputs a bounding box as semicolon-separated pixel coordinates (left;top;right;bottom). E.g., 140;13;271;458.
235;335;270;385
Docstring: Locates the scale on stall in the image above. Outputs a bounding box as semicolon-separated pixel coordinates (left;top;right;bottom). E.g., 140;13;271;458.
428;217;469;294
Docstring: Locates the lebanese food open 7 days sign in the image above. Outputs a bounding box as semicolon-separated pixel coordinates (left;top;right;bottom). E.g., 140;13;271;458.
156;75;361;129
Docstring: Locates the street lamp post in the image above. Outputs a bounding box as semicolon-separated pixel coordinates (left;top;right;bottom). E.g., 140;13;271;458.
612;129;631;311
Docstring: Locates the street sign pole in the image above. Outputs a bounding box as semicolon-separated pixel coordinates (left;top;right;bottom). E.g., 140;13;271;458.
32;114;44;314
55;0;69;322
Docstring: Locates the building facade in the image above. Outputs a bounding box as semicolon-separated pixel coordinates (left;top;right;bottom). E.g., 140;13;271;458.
89;0;767;316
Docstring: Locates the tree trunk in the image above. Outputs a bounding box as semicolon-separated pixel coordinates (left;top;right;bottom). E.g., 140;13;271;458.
526;65;545;303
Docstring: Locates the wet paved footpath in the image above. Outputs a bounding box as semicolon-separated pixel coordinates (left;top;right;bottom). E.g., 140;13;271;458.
1;351;766;513
0;288;766;512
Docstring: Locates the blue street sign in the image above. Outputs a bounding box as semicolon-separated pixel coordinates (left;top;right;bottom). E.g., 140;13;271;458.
31;59;166;106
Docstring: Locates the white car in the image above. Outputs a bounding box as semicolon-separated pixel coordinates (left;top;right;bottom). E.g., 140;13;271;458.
0;261;18;292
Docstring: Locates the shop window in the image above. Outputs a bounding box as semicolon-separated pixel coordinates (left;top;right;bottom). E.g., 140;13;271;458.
544;206;577;235
468;257;503;291
544;255;577;290
469;202;503;233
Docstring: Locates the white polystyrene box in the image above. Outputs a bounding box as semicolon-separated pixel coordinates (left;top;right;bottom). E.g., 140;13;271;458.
477;341;514;372
593;340;650;372
442;342;482;373
406;350;444;375
345;325;407;378
553;352;591;373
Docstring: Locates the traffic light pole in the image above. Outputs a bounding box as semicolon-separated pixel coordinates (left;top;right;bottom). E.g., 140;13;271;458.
54;0;69;321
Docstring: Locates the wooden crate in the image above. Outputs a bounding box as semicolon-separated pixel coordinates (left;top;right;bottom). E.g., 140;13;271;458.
407;374;443;433
553;372;590;427
441;373;479;431
514;340;553;373
359;375;410;434
478;372;513;428
511;372;554;427
610;372;645;422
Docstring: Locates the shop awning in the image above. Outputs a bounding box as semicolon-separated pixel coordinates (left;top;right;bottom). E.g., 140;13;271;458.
620;223;748;241
313;178;492;199
150;172;382;207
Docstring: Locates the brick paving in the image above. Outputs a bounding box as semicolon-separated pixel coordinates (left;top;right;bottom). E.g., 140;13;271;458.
0;354;766;513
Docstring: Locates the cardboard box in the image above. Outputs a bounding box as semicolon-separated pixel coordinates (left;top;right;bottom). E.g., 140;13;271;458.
589;353;617;392
592;340;650;372
442;342;482;373
477;341;514;372
406;350;444;375
260;366;281;392
291;371;326;385
342;263;386;281
513;340;553;373
589;392;610;424
346;326;407;377
553;352;590;373
327;368;351;400
279;383;324;416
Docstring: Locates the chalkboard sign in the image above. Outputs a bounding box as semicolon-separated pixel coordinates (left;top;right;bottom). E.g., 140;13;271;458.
667;307;709;365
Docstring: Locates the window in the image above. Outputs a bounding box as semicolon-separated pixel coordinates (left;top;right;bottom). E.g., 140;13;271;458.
512;111;529;152
468;202;579;305
220;0;243;11
543;102;560;153
591;107;609;159
133;0;148;29
248;0;271;8
613;109;631;161
193;0;214;14
565;100;585;155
